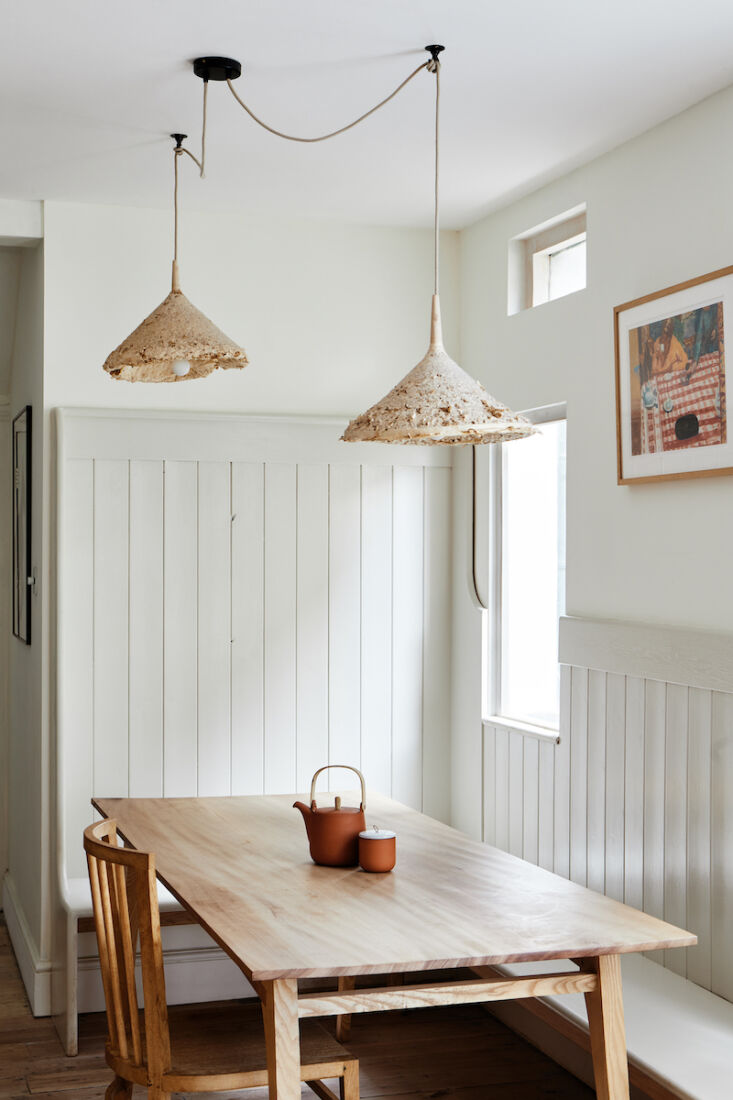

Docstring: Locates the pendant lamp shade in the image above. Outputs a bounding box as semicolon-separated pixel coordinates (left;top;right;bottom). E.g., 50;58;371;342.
103;263;248;383
103;135;248;383
342;296;534;444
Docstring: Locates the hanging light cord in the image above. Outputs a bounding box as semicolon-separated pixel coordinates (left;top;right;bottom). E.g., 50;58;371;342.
428;55;440;296
172;141;203;289
224;59;430;143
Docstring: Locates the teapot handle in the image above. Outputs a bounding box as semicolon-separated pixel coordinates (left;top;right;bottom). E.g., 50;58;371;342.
310;764;366;811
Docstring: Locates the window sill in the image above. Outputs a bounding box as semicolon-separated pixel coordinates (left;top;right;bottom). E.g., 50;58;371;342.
482;715;560;744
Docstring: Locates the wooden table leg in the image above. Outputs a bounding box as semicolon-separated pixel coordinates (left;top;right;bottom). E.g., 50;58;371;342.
336;976;356;1041
261;978;301;1099
582;955;630;1100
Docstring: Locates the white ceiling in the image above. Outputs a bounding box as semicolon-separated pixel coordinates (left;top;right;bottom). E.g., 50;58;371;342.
2;1;733;229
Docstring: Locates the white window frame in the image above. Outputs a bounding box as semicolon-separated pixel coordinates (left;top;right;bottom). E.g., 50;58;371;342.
507;206;586;315
482;402;567;743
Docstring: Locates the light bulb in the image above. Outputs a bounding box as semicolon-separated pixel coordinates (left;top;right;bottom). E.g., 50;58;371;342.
172;359;191;378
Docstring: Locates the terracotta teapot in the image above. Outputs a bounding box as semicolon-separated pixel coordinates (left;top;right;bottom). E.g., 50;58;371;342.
294;765;366;867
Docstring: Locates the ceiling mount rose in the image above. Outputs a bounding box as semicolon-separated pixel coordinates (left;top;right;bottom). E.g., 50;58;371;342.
193;56;242;82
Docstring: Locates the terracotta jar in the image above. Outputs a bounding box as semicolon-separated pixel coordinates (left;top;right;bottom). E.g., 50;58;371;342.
358;827;396;873
293;765;366;867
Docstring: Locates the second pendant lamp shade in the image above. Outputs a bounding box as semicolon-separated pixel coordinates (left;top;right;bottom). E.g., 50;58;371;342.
343;49;534;446
342;295;533;444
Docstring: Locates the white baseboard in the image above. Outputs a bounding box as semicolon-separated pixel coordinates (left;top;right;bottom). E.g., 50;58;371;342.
2;873;52;1016
77;944;254;1014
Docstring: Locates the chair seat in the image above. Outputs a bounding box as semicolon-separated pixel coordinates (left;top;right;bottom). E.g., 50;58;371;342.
66;875;184;917
165;1001;353;1080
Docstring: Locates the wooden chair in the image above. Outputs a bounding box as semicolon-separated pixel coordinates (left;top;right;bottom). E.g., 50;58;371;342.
84;820;360;1100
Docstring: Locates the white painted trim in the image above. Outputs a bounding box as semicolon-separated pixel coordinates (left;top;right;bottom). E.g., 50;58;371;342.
0;198;43;245
483;716;560;744
55;407;452;466
3;873;51;1016
560;615;733;693
77;944;253;1014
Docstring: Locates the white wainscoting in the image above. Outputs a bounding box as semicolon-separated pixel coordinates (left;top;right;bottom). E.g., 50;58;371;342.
482;619;733;1004
56;408;453;885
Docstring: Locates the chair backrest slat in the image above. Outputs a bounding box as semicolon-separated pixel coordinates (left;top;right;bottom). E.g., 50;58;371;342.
84;819;170;1075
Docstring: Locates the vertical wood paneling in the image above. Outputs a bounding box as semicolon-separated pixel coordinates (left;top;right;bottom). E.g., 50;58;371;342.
538;738;555;871
163;461;198;796
62;460;94;878
569;667;588;886
604;672;626;902
295;464;329;792
231;462;265;795
508;733;523;858
360;466;393;798
553;664;571;878
494;728;509;852
197;462;232;796
686;687;712;990
586;669;607;894
643;678;666;961
328;465;362;776
263;463;297;794
664;683;688;975
422;467;451;822
93;460;129;797
482;726;496;847
391;467;424;809
522;737;539;864
711;691;733;1002
624;675;645;910
128;461;164;797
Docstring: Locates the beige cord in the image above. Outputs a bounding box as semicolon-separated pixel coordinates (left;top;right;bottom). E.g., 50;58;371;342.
429;58;441;296
201;80;208;177
225;60;430;143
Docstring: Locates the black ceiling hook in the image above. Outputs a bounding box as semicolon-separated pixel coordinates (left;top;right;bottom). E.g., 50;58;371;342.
425;45;445;66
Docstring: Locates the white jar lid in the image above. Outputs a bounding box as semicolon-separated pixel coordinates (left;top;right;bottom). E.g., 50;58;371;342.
359;827;396;840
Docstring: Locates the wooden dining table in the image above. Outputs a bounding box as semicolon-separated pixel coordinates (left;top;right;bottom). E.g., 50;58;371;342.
93;792;696;1100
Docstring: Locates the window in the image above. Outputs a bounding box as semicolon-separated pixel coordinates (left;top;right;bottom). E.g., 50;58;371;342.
485;405;566;732
508;207;586;315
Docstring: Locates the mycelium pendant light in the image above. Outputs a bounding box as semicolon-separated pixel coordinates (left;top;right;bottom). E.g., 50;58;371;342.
103;115;248;382
342;48;534;445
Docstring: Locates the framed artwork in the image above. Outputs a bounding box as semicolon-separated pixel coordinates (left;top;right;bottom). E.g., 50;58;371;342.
614;266;732;484
12;405;32;644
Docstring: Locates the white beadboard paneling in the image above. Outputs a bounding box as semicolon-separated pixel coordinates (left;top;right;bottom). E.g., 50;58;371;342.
422;466;451;822
197;462;232;796
508;732;523;858
586;669;607;894
569;666;588;886
263;463;297;794
391;466;424;809
711;691;733;1003
360;465;393;798
231;462;265;796
494;728;509;852
553;664;571;878
295;464;329;793
624;675;645;910
687;686;712;990
522;737;539;865
604;672;625;902
482;726;496;847
643;677;666;962
57;411;453;918
664;682;688;975
61;460;94;879
163;461;198;797
128;461;164;797
328;464;362;776
93;460;129;798
538;739;555;872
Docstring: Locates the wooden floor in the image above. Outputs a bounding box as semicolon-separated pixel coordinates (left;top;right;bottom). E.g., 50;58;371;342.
0;919;593;1099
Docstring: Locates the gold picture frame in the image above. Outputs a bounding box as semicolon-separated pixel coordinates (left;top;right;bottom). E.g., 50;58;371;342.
614;265;732;484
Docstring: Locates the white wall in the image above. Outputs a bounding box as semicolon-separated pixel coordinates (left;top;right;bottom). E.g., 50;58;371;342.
452;81;733;840
7;244;45;949
42;201;460;415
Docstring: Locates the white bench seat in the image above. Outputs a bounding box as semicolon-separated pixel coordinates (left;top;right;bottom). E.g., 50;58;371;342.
497;956;733;1100
65;875;186;920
